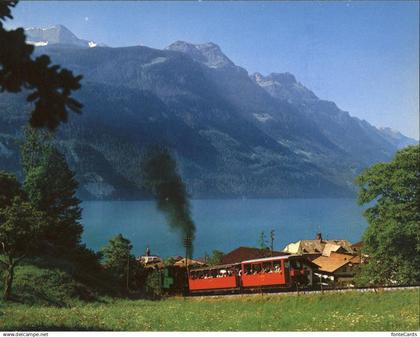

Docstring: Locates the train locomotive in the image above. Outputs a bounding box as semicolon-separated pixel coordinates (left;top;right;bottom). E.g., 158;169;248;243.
188;254;317;294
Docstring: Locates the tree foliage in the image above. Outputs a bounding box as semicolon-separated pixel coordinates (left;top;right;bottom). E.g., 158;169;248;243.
355;145;420;285
21;128;83;252
0;173;47;300
101;234;138;292
207;250;224;266
0;171;22;207
20;127;54;175
0;0;82;130
144;268;163;299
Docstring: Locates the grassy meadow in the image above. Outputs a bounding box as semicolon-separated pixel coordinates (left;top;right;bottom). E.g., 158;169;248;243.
0;289;418;331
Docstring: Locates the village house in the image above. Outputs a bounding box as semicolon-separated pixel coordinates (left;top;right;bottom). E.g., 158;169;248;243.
282;233;354;260
136;255;164;268
312;252;361;287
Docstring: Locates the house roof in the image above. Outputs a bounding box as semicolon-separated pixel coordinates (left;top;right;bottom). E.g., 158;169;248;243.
174;258;205;267
168;255;184;262
348;254;361;264
312;252;360;273
351;241;364;252
283;239;354;256
322;243;348;256
220;246;288;265
351;241;363;248
136;255;163;264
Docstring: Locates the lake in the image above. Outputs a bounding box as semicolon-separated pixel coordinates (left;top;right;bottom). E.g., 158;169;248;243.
81;198;368;258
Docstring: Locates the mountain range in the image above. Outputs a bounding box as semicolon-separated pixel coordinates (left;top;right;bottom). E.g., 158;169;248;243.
0;25;416;199
25;24;104;48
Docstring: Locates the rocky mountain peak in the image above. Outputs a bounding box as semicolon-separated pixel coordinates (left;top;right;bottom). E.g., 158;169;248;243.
25;24;102;48
268;72;297;84
378;127;417;148
166;40;234;69
251;72;318;103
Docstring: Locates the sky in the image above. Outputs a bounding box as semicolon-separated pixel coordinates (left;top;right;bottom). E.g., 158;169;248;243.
7;1;419;139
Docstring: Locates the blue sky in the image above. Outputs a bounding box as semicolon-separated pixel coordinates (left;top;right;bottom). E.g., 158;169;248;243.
8;1;419;139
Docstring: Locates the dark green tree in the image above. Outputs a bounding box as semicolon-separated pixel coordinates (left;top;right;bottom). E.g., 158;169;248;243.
21;128;83;252
355;145;420;285
20;127;54;176
0;171;22;206
144;269;163;299
0;173;46;300
0;0;82;130
18;128;111;296
207;250;224;266
101;234;137;291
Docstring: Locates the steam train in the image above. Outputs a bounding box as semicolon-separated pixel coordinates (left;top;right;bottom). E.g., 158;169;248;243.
188;255;317;294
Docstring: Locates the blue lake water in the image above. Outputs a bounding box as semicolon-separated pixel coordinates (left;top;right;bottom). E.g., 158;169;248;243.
81;198;368;258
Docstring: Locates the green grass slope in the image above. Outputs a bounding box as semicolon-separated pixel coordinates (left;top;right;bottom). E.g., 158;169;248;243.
0;289;418;331
0;264;97;307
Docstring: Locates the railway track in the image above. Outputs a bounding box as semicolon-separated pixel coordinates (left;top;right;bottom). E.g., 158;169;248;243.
188;285;420;299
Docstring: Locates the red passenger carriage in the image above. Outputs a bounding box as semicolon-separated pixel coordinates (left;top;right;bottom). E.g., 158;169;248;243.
188;255;315;294
240;255;314;289
188;263;240;292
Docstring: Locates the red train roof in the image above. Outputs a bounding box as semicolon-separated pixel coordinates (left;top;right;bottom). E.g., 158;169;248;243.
241;254;302;264
190;263;241;272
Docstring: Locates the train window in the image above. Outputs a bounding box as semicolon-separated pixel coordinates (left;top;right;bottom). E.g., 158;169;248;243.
284;261;290;269
253;264;262;274
244;264;252;274
219;269;228;277
296;261;301;268
262;262;272;272
273;261;281;272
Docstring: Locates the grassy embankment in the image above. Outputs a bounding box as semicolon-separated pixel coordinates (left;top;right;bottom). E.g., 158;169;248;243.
0;289;418;331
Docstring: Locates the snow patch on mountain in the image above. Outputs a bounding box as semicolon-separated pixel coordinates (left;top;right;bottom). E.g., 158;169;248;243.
27;40;49;47
253;112;273;123
142;57;168;68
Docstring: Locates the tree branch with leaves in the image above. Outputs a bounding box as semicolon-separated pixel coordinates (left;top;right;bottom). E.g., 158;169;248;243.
0;0;82;130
